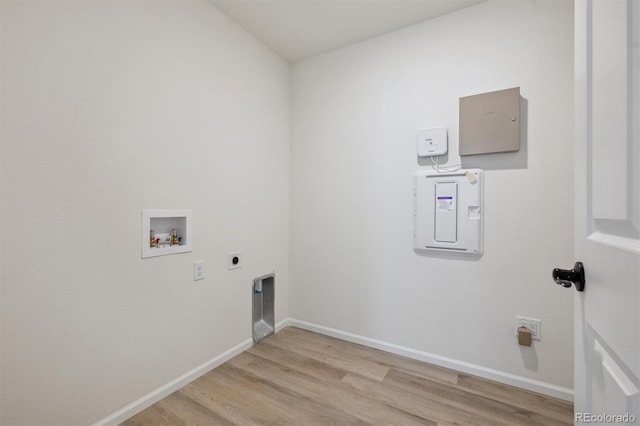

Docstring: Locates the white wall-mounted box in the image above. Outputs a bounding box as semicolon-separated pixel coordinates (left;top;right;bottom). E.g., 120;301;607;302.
413;170;483;254
142;209;192;258
417;126;448;157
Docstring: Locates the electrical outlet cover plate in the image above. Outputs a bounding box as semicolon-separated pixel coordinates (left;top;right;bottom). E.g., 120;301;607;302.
516;316;541;340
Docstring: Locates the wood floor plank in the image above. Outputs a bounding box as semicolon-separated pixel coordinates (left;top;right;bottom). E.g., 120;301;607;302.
121;402;187;426
341;372;492;426
282;327;460;385
123;390;234;426
179;372;289;425
246;342;435;425
207;363;367;426
247;342;347;383
229;351;435;425
263;329;390;382
121;327;574;426
384;368;569;426
456;373;574;422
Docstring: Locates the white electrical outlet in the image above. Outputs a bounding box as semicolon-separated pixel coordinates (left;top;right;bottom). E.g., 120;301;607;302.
516;316;541;340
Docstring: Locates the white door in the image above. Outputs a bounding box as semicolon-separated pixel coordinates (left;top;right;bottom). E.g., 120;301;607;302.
573;0;640;423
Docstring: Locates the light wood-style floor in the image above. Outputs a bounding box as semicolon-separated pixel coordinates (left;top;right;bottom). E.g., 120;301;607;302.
122;327;573;425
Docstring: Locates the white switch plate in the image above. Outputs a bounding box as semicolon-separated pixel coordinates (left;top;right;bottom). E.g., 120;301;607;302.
228;251;242;270
194;260;205;281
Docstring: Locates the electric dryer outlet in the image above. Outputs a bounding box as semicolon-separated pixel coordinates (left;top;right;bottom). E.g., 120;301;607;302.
228;251;242;270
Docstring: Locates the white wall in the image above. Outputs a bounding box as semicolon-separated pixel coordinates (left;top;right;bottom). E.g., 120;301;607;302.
0;1;290;425
1;0;577;423
290;0;575;391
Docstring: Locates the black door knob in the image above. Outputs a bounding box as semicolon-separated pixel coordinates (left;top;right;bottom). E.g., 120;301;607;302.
553;262;585;292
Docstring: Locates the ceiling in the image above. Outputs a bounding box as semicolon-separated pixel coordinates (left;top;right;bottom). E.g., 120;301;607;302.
207;0;485;62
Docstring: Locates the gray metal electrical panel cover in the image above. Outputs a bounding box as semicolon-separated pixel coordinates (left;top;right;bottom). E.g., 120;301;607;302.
459;87;520;156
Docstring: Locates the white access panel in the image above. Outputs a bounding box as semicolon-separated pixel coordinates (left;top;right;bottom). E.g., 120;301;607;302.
413;169;483;254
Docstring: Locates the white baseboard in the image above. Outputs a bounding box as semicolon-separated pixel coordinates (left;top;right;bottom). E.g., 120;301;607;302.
94;319;291;426
275;318;290;333
287;318;574;402
92;338;252;426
